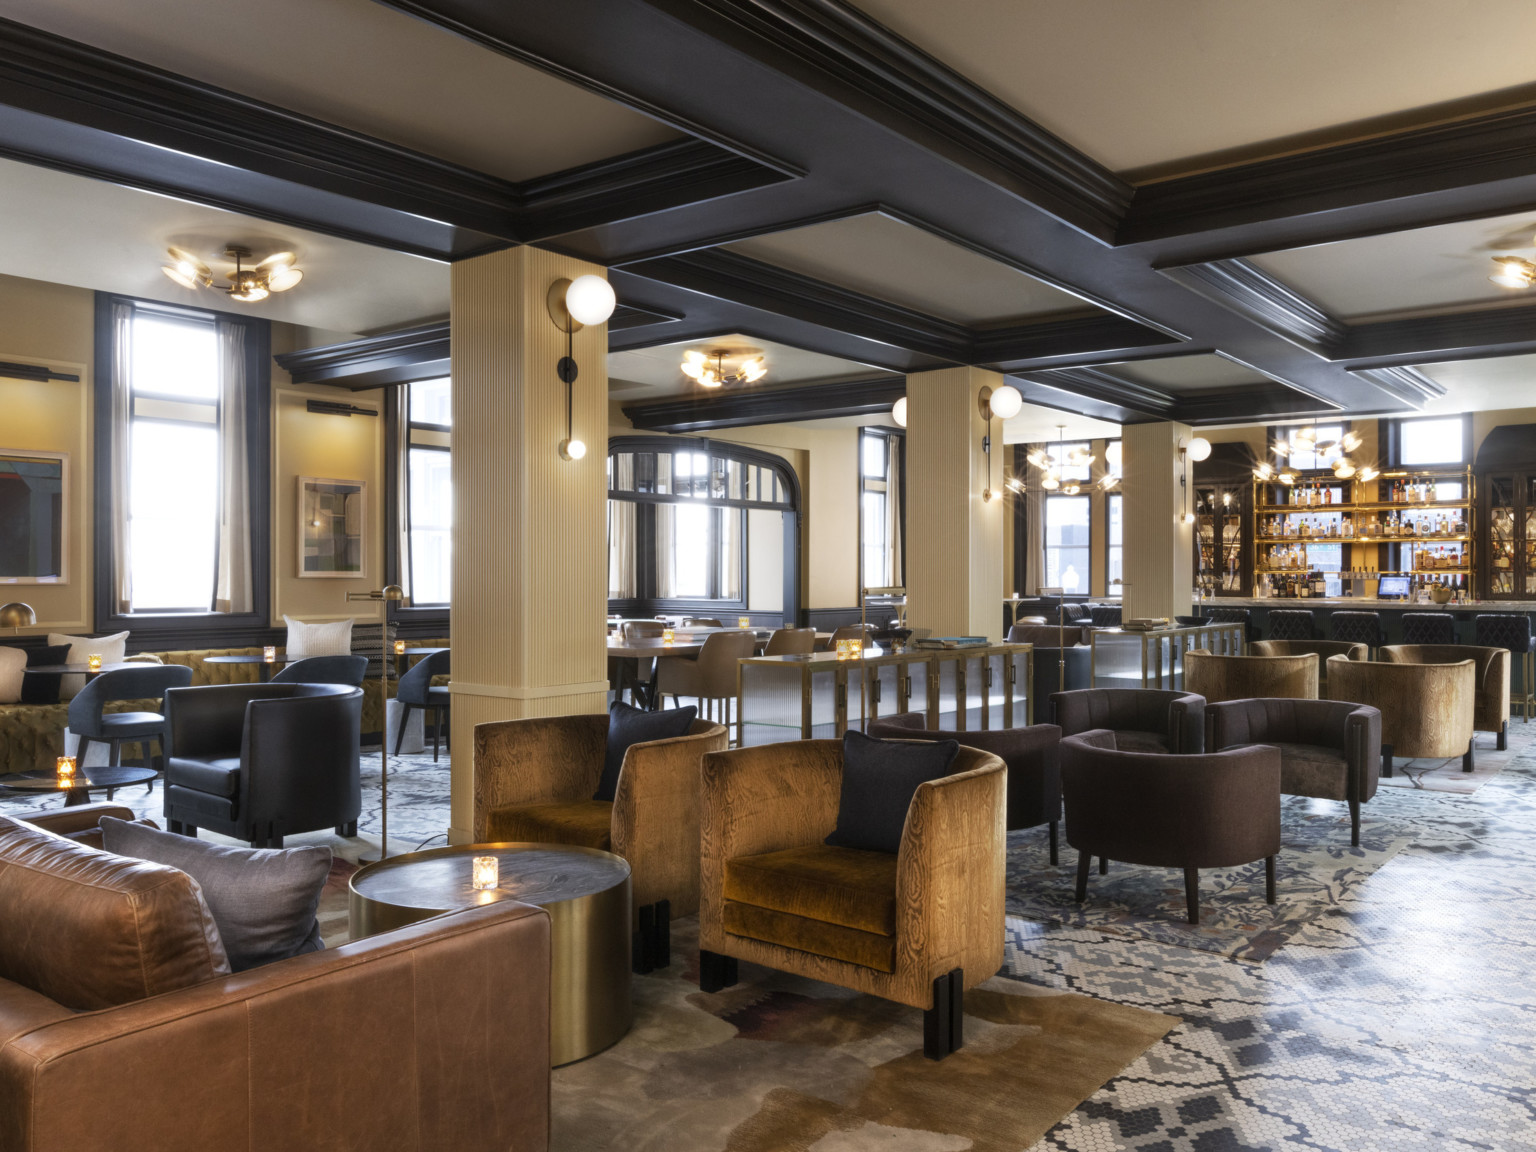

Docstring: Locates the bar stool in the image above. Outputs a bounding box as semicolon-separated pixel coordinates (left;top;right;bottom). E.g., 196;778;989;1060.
1475;614;1536;722
1205;606;1257;643
1267;609;1316;641
1331;611;1384;654
1402;612;1457;646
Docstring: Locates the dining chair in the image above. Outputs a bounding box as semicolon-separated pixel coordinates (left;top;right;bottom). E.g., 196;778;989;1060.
763;628;816;656
68;664;194;780
656;630;757;724
682;617;725;628
395;649;451;760
272;654;368;687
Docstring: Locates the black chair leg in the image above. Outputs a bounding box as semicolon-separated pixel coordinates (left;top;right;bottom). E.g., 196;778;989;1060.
653;898;671;969
923;968;964;1060
432;709;442;762
1381;743;1394;778
1184;865;1200;925
1075;850;1091;902
394;703;412;756
1048;820;1059;866
76;735;90;768
1349;797;1361;847
633;904;656;975
698;949;738;993
1265;855;1277;904
1464;740;1475;774
1498;721;1509;752
1099;856;1109;875
335;821;357;837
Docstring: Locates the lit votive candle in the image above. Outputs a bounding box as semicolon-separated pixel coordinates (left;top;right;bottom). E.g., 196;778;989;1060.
87;653;102;672
471;855;499;891
662;628;675;646
835;639;849;660
849;639;863;658
262;646;276;663
55;755;76;786
739;616;751;628
394;639;406;656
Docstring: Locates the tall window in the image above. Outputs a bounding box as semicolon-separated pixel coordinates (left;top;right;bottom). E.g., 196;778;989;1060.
1044;495;1090;594
859;431;902;589
405;378;452;607
1398;416;1466;467
124;309;221;611
1107;493;1123;597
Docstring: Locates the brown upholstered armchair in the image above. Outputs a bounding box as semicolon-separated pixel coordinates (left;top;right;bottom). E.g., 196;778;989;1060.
1183;649;1318;704
473;714;728;970
0;809;551;1152
1206;698;1381;845
1060;731;1281;925
1049;687;1206;754
866;713;1062;861
1326;654;1477;773
697;739;1005;1060
1379;644;1510;750
1250;639;1366;695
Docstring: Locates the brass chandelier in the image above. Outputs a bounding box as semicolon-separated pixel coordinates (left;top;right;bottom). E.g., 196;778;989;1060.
681;348;767;388
162;245;303;303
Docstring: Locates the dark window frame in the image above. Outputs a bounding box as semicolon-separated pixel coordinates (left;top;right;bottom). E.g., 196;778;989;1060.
92;292;272;648
1384;413;1473;468
383;384;451;631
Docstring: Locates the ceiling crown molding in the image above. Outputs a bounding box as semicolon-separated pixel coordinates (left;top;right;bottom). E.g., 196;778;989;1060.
622;374;906;432
0;17;791;257
1349;365;1446;407
1159;259;1344;350
1336;302;1536;368
275;322;450;389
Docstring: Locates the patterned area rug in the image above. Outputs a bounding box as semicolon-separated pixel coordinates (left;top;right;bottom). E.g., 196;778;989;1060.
550;920;1176;1152
1374;722;1532;794
1005;799;1412;962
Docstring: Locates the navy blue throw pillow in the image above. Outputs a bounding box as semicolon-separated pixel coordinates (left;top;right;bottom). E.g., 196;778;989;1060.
593;701;698;802
16;644;71;705
824;729;960;855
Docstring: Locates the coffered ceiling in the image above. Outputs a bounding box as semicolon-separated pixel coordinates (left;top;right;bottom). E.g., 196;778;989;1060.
1107;355;1273;394
608;334;887;400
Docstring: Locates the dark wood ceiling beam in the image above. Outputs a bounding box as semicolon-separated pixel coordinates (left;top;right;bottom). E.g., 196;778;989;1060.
622;375;905;432
1335;304;1536;368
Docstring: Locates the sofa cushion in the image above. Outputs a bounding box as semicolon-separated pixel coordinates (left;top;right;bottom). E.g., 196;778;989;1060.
824;729;958;855
486;801;613;850
19;644;71;705
100;817;330;972
593;701;697;802
0;814;229;1009
1110;729;1171;754
724;843;898;936
283;615;354;659
168;755;243;798
722;901;896;972
49;630;129;700
1231;741;1349;801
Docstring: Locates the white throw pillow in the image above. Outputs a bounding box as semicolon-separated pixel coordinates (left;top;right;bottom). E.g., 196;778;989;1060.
48;631;129;700
0;645;26;704
284;616;354;659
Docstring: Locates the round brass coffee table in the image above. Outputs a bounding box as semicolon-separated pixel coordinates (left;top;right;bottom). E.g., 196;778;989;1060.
348;842;632;1066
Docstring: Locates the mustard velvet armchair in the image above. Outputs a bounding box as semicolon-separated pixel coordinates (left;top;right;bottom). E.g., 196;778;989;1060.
1378;644;1511;751
1183;649;1319;704
1249;639;1366;695
473;713;728;970
1326;654;1477;773
696;739;1006;1061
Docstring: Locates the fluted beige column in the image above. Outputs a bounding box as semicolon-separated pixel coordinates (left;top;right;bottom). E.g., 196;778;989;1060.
904;366;1004;641
1121;421;1195;622
448;246;609;843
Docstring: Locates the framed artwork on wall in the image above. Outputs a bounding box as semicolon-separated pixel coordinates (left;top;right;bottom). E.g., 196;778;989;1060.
0;448;68;584
298;476;365;578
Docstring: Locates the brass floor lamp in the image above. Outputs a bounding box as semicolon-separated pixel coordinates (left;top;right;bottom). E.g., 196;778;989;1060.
346;585;405;862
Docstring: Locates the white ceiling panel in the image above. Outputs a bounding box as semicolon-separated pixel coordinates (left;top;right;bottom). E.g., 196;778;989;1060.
1110;354;1271;394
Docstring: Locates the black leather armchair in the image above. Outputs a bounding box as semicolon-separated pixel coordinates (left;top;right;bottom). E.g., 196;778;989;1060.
866;712;1064;862
1205;697;1381;847
272;654;368;686
1049;687;1206;754
162;683;363;848
67;664;193;774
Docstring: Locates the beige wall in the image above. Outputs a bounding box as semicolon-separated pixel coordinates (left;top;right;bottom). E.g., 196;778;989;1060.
0;274;94;634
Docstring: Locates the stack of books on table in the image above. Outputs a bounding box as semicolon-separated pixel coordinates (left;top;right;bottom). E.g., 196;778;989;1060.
1121;618;1173;632
913;636;989;649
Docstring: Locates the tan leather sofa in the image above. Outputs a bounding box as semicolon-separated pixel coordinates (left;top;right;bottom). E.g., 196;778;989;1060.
0;808;550;1152
696;739;1005;1060
1379;644;1511;750
1183;649;1319;704
1326;654;1477;773
474;714;728;970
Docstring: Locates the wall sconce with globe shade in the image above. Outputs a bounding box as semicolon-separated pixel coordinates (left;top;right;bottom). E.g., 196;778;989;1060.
547;274;617;461
978;384;1022;502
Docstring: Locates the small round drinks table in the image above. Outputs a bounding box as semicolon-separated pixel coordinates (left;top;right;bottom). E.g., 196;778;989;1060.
0;765;159;806
201;654;297;682
348;842;632;1065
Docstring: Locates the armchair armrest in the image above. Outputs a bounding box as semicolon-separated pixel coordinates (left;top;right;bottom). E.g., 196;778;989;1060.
1169;692;1206;753
1344;704;1382;797
611;720;728;915
0;903;551;1152
473;714;608;839
895;748;1005;993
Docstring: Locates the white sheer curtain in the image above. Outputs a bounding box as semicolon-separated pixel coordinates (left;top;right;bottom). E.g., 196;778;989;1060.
608;457;636;598
721;508;741;599
885;437;903;587
654;502;676;599
110;303;134;614
213;321;251;613
394;398;413;602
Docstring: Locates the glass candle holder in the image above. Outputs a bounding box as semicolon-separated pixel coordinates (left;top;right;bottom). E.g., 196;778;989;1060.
87;654;102;672
849;639;863;658
662;628;675;646
394;640;406;656
836;639;849;660
738;616;751;628
262;646;276;663
55;755;76;786
471;856;499;891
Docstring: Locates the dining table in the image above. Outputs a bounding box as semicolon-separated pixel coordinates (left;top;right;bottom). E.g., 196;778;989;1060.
606;636;706;709
201;653;301;682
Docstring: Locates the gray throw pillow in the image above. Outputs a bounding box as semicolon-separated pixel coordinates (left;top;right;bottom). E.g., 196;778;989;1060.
100;817;332;972
824;729;960;855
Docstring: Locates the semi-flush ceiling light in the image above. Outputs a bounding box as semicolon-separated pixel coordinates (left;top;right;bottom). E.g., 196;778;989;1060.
891;396;907;427
546;273;618;463
681;349;767;388
1490;254;1536;289
161;245;302;303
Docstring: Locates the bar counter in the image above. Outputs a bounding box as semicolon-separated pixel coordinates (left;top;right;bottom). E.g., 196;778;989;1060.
1190;596;1536;649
